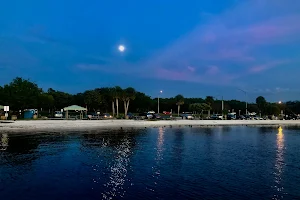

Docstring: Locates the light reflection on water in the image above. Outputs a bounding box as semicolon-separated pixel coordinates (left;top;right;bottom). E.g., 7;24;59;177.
101;137;132;200
273;126;286;200
152;127;165;185
0;133;9;151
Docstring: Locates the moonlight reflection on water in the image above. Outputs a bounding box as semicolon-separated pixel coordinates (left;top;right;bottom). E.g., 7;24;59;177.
152;127;165;187
101;137;132;199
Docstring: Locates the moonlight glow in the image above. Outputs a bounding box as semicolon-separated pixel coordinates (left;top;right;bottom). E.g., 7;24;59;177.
118;45;125;52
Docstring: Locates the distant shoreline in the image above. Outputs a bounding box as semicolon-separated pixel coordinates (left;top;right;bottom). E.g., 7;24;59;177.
0;119;300;132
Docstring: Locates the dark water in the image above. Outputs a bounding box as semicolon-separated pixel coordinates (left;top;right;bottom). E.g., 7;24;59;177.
0;126;300;200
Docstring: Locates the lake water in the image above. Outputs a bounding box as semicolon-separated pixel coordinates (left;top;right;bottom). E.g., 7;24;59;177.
0;126;300;200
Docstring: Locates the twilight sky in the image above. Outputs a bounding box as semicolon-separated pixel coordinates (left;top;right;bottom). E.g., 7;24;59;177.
1;0;300;102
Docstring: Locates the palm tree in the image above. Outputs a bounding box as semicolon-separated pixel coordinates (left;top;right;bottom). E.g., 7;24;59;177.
205;96;214;117
122;87;136;118
109;87;116;117
114;86;123;118
175;94;184;116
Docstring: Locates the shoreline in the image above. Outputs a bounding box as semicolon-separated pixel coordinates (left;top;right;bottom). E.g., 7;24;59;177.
1;119;300;132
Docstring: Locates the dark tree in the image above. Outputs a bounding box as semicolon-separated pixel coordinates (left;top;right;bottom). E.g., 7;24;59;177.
256;96;267;114
47;88;73;110
83;90;101;111
2;76;300;118
122;87;136;117
3;77;42;110
205;96;214;116
175;94;184;115
130;92;153;113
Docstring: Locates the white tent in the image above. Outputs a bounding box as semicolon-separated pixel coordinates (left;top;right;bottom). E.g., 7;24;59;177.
63;105;87;119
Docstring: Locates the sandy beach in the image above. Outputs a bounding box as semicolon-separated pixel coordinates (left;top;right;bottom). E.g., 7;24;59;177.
1;119;300;132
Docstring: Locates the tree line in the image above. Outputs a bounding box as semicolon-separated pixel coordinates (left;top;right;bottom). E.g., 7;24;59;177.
1;77;300;117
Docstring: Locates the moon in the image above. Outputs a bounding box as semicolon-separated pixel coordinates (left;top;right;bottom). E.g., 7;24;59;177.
118;45;125;52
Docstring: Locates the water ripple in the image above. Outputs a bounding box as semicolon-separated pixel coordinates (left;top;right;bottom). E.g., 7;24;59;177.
1;127;300;199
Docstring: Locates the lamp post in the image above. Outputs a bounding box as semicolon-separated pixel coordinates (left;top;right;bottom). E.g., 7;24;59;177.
238;89;248;115
158;90;163;114
221;96;224;115
278;101;283;118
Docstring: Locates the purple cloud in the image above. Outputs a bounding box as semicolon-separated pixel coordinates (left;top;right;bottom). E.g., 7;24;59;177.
248;60;290;73
132;0;300;85
205;66;219;75
74;0;300;89
187;66;195;72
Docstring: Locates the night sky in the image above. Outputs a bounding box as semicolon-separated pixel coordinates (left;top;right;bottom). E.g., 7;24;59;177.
1;0;300;102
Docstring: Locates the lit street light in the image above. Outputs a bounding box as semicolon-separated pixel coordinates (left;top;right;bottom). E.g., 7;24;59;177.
278;101;284;118
158;90;163;114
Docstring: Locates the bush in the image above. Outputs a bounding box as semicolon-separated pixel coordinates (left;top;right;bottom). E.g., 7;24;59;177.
116;114;124;119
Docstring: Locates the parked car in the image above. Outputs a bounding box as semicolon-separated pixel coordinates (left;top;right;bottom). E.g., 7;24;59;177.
237;115;246;120
284;114;298;120
152;113;162;119
227;114;236;120
253;116;263;120
244;115;252;120
163;111;172;115
54;111;63;118
138;113;147;119
180;113;194;119
127;112;135;119
101;113;113;119
138;112;153;119
186;114;194;120
161;115;173;120
210;114;223;120
147;113;154;119
87;112;101;120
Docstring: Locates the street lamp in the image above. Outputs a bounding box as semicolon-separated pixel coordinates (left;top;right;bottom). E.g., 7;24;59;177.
278;101;283;118
238;88;248;115
158;90;163;113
